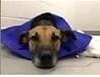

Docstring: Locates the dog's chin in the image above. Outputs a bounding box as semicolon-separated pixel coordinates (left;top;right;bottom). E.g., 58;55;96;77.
35;64;55;69
34;60;56;69
32;56;57;69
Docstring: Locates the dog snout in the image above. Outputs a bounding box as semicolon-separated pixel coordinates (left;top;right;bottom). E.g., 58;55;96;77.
34;47;57;69
40;51;52;64
38;53;55;69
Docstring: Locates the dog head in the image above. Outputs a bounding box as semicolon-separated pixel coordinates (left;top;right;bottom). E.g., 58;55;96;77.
19;13;76;69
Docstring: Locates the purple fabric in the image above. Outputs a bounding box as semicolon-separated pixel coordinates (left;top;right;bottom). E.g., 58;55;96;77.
1;13;92;60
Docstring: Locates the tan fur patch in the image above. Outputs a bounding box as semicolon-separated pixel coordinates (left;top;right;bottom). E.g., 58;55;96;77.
28;26;61;51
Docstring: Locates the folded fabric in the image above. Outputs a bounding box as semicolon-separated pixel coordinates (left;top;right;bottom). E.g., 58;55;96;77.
1;12;92;60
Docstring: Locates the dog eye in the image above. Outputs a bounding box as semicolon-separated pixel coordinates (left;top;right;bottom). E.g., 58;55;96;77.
31;33;39;41
51;35;60;42
31;36;38;41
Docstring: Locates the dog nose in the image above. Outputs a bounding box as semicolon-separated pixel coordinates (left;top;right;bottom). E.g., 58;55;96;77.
40;53;52;63
40;53;52;62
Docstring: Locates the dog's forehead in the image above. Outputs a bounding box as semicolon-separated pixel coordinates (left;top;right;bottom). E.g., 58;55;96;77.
29;26;60;36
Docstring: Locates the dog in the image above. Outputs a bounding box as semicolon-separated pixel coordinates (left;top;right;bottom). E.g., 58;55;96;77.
19;13;100;69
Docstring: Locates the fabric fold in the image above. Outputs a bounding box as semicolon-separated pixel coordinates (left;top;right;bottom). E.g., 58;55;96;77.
1;12;92;60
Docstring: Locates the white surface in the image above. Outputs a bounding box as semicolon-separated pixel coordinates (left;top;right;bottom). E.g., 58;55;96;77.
1;1;100;30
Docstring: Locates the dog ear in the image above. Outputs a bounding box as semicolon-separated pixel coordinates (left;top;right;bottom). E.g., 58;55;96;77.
61;30;77;43
19;32;29;45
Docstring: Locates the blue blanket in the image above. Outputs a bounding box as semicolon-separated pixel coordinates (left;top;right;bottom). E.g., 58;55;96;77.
1;13;92;60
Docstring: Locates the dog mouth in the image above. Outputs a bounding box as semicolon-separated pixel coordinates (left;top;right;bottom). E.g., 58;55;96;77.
36;65;55;69
32;51;58;69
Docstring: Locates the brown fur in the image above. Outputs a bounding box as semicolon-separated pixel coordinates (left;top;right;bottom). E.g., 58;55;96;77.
28;26;61;53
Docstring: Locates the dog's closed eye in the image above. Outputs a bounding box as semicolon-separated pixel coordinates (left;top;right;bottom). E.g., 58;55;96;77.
51;33;60;42
31;32;39;42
